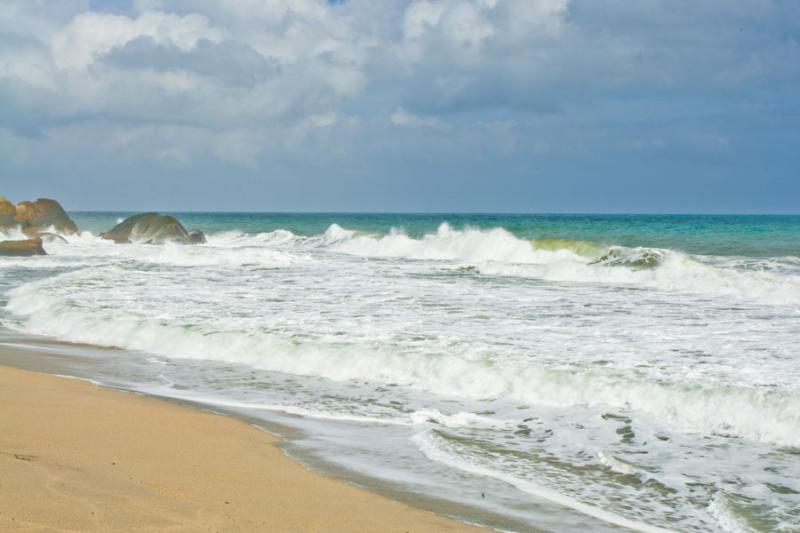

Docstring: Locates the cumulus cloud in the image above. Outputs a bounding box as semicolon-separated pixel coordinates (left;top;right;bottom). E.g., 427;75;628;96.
0;0;798;213
50;11;226;70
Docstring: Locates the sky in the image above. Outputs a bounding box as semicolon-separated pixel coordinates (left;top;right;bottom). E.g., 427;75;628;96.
1;0;799;213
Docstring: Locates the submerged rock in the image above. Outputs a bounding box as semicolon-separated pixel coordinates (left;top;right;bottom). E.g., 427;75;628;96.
0;238;46;256
13;198;78;236
590;247;664;269
100;213;206;245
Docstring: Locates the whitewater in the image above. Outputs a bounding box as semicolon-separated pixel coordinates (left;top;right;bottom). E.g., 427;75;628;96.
1;213;799;532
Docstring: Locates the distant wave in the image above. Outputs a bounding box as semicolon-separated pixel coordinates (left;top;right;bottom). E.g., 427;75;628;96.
0;230;302;268
26;221;796;307
203;222;800;305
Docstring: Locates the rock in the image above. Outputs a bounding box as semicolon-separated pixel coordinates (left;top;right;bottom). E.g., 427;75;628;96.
187;229;207;244
0;196;16;227
12;198;78;235
0;238;46;257
100;213;203;245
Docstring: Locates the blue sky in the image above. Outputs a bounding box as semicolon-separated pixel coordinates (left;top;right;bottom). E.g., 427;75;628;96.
1;0;798;212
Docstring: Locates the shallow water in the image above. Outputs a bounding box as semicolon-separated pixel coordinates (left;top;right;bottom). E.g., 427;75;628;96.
1;213;799;532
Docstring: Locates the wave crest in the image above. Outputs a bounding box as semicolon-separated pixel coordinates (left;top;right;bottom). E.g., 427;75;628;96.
318;223;800;305
6;272;800;447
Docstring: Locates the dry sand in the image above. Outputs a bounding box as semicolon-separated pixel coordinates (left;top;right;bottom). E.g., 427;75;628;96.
0;364;484;532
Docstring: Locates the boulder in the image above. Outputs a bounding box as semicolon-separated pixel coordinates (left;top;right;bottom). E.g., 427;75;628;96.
0;238;46;257
187;229;207;244
0;196;16;227
12;198;78;235
100;213;205;245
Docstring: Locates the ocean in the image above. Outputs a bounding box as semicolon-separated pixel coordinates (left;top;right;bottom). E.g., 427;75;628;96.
1;213;799;532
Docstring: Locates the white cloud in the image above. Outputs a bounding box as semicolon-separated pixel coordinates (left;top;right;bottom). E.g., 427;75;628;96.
51;11;226;70
305;112;339;129
403;1;446;40
390;108;442;128
0;0;796;172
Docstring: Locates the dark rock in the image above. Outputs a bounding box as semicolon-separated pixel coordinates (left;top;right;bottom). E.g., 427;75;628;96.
187;229;207;244
100;213;203;245
0;238;46;256
12;198;78;235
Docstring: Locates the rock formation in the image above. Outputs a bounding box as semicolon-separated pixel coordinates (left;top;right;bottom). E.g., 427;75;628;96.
0;196;78;236
0;196;16;227
100;213;206;245
187;230;207;244
0;238;46;256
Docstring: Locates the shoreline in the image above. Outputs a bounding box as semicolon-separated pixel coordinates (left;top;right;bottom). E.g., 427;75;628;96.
0;361;488;532
0;330;535;532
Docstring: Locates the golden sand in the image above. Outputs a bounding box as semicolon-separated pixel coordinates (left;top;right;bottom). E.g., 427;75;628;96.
0;364;483;532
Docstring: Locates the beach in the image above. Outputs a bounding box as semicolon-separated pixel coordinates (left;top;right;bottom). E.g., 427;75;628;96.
0;362;482;532
1;212;799;531
1;0;798;528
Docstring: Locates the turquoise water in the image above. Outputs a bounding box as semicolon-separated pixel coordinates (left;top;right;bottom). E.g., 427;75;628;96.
72;212;800;257
2;212;800;532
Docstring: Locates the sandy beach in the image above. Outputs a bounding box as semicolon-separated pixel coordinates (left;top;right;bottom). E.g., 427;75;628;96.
0;363;483;532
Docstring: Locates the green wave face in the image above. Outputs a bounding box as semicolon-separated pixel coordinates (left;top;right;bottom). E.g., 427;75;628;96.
530;238;604;257
531;237;669;269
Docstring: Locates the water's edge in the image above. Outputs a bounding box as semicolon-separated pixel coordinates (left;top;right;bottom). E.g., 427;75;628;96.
0;329;536;533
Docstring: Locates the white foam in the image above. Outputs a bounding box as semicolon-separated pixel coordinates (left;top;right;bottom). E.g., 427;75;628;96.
597;451;653;481
409;408;518;429
10;222;799;304
320;223;800;305
206;229;302;247
0;226;32;241
330;223;554;263
7;275;800;446
3;220;799;531
412;430;675;533
16;230;303;268
707;493;754;533
147;389;412;425
128;385;514;429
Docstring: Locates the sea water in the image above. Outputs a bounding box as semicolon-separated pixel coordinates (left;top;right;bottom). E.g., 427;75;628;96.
1;213;799;532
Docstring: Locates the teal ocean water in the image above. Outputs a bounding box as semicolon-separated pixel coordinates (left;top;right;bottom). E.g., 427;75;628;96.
1;213;799;532
72;212;800;256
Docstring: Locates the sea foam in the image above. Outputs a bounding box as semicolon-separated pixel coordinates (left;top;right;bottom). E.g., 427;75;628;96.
7;271;800;446
3;218;799;531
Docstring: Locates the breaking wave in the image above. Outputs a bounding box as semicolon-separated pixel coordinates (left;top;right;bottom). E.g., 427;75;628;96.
295;223;800;305
0;230;302;268
6;273;800;447
24;221;794;306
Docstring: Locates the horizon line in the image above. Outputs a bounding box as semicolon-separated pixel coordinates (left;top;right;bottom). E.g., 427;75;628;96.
67;210;800;217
